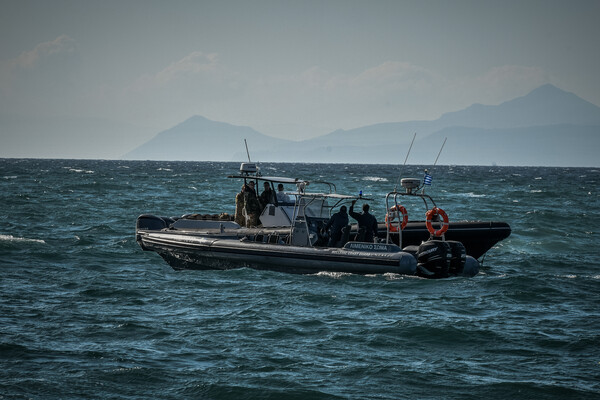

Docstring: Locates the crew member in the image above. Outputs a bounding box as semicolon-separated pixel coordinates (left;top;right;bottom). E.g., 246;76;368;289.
244;180;261;227
349;200;378;242
259;181;276;209
324;205;349;247
234;185;246;226
276;183;290;204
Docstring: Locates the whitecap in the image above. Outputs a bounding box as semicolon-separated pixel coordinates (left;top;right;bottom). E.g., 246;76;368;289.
455;192;485;198
313;271;353;279
3;176;17;179
68;168;94;174
383;272;413;280
0;234;45;244
362;176;388;182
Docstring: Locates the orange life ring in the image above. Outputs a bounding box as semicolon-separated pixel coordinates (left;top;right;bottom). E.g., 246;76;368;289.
425;207;449;237
386;205;408;232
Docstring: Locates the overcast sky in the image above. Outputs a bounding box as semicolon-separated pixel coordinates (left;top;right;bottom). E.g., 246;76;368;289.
1;0;599;157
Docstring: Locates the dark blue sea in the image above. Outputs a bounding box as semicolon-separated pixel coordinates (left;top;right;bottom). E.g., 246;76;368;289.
1;159;599;399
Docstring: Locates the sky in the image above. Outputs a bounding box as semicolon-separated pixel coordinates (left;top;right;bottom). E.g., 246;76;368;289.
1;0;599;158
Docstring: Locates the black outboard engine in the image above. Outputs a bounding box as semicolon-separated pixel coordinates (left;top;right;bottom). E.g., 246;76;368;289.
416;240;451;279
136;214;176;231
462;256;480;277
446;240;467;276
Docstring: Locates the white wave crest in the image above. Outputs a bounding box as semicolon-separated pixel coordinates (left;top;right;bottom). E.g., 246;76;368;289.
0;234;46;244
313;271;353;279
362;176;388;182
456;192;486;198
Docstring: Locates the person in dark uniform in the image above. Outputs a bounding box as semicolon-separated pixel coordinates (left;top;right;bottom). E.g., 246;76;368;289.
324;205;349;247
259;181;276;209
349;200;378;242
244;181;261;227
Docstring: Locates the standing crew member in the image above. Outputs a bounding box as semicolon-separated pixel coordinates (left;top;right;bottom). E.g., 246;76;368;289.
234;185;246;226
244;181;261;227
324;205;349;247
349;200;378;242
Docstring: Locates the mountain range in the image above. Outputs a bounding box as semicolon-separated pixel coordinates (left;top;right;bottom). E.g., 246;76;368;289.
123;84;600;166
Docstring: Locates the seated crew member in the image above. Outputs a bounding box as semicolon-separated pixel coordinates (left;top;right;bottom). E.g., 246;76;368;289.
259;181;277;209
350;200;378;242
324;205;349;247
276;183;290;204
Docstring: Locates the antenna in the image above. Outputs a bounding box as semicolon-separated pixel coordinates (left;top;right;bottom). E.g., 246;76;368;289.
421;137;446;194
244;139;251;162
394;132;416;192
432;137;447;168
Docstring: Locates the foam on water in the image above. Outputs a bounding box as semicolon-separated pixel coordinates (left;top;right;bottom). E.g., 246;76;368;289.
0;234;46;244
1;159;599;400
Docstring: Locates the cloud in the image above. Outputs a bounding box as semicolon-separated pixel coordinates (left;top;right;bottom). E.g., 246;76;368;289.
11;35;78;70
129;51;238;93
114;51;552;137
471;65;549;102
0;35;81;116
3;40;550;141
114;51;244;125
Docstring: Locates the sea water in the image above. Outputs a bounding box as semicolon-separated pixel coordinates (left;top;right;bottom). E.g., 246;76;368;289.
1;159;599;399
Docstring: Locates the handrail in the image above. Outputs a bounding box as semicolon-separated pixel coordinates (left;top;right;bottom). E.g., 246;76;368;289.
384;191;437;246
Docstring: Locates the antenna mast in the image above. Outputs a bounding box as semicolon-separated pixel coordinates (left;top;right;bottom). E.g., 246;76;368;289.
432;137;447;168
394;132;416;192
244;139;251;162
422;137;447;194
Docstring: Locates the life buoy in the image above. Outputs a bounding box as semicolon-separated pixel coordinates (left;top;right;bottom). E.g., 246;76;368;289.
426;207;449;237
386;205;408;232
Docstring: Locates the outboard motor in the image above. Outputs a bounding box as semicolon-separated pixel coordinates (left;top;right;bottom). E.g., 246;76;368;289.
462;256;480;277
136;215;175;231
416;240;451;279
445;240;467;276
136;215;176;251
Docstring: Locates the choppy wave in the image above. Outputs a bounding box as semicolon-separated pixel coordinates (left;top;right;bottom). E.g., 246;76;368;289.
362;176;388;182
0;234;46;244
0;159;599;400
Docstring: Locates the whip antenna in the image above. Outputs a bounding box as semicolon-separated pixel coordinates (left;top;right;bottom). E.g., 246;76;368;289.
422;137;447;194
432;137;447;168
244;139;251;162
394;132;417;192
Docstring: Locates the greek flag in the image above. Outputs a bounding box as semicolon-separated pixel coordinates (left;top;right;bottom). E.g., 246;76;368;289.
423;173;433;186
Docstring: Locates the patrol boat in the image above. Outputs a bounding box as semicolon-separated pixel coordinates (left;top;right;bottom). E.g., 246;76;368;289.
136;163;511;278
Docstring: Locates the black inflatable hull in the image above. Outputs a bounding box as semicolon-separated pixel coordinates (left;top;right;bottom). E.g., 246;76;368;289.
379;221;511;259
135;215;507;277
137;231;419;275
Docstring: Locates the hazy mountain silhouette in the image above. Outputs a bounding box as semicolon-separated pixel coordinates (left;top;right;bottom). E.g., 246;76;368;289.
124;115;292;161
436;84;600;129
124;85;600;166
